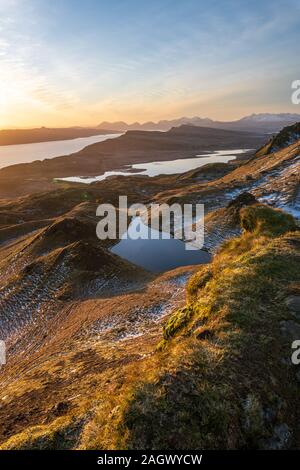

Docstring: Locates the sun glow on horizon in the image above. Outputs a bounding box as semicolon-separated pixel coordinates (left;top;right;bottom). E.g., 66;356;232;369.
0;0;300;129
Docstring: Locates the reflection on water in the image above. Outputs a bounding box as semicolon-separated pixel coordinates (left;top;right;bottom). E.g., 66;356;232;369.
59;170;134;185
111;217;211;272
129;149;250;177
0;133;122;169
59;149;251;184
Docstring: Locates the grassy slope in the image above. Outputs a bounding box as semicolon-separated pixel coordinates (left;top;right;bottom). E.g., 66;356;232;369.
80;205;300;450
1;205;299;450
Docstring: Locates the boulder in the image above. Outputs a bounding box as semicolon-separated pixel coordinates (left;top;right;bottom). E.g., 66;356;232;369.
280;320;300;342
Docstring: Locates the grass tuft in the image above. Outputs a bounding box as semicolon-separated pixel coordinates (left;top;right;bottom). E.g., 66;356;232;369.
240;204;298;237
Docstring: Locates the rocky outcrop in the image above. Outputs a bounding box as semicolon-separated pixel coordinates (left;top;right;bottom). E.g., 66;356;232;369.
256;122;300;156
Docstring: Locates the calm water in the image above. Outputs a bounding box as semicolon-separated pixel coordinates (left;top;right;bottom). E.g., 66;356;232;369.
111;217;211;272
0;133;122;169
59;149;251;183
129;149;250;177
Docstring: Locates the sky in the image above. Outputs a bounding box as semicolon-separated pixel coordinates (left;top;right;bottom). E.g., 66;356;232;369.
0;0;300;128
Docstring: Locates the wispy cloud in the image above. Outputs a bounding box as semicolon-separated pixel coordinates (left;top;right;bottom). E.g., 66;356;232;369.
0;0;299;127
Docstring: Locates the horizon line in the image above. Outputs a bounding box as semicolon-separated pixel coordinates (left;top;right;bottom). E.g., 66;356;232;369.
2;110;300;131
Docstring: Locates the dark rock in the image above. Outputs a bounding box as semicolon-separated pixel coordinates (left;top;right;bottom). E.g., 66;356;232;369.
263;407;277;425
13;413;26;423
265;423;291;450
268;122;300;153
280;320;300;342
196;328;214;340
227;192;257;209
285;237;300;249
285;296;300;319
50;401;70;416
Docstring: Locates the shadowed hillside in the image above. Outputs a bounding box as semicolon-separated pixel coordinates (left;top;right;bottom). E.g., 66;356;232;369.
0;125;267;199
0;127;116;146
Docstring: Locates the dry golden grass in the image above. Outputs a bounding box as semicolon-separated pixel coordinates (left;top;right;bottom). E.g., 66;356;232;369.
77;206;300;450
1;205;300;450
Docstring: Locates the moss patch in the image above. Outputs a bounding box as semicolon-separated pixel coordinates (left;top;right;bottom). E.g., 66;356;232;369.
240;204;298;237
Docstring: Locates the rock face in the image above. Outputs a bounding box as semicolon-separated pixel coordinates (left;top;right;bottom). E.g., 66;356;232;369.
227;192;257;209
265;424;291;450
286;296;300;320
280;320;300;342
256;122;300;155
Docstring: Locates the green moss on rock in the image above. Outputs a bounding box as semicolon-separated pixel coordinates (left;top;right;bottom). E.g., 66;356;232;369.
163;305;194;340
240;204;298;237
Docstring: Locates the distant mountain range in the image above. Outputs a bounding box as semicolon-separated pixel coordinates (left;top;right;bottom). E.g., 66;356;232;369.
2;114;300;147
98;113;300;134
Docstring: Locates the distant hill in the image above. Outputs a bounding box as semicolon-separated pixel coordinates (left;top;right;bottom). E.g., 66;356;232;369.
98;113;300;134
0;127;117;146
0;124;267;199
